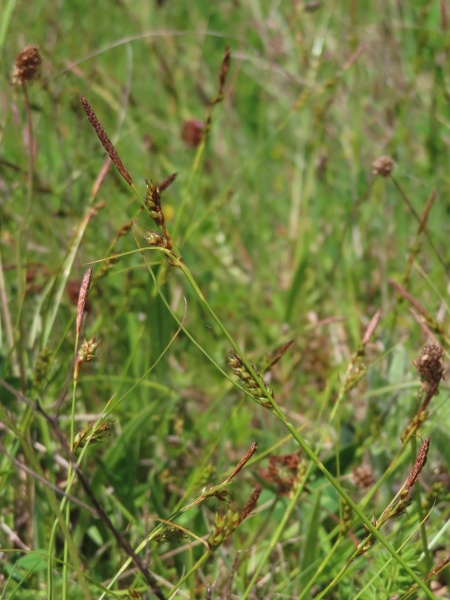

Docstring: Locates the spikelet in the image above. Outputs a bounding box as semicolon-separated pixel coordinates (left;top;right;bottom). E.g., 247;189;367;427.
81;97;133;186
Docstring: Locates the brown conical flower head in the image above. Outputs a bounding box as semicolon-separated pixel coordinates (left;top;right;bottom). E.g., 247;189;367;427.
181;120;204;147
373;155;394;177
12;46;42;85
414;344;445;388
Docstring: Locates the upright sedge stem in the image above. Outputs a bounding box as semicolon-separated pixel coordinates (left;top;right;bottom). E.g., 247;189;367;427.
61;267;92;600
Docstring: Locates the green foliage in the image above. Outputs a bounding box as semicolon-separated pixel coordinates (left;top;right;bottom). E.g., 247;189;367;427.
0;1;449;599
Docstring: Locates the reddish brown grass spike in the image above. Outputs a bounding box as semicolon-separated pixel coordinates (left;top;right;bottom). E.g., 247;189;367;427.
76;267;93;337
80;97;133;186
218;46;230;97
406;436;430;489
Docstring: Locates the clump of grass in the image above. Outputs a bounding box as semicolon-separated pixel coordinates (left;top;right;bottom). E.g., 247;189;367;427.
0;5;449;600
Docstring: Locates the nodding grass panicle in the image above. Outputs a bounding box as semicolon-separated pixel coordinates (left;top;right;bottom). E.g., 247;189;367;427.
80;96;133;186
12;45;42;85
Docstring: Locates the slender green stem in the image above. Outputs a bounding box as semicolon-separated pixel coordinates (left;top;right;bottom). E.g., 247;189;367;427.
242;463;312;599
61;384;77;600
61;329;79;600
410;437;432;573
296;535;343;600
168;549;211;598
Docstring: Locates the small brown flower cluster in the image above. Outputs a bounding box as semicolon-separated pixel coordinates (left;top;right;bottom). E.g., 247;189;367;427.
402;345;445;443
73;419;115;451
12;46;42;85
74;337;101;381
228;353;274;410
352;465;375;490
144;176;179;265
154;525;188;545
413;344;445;393
208;485;261;550
259;452;305;496
181;119;204;147
372;155;394;177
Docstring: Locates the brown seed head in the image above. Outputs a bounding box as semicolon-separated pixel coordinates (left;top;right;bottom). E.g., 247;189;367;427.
373;155;394;177
226;441;258;483
414;344;445;388
218;46;230;97
352;465;375;489
181;120;204;147
238;485;262;524
406;436;430;489
12;46;42;85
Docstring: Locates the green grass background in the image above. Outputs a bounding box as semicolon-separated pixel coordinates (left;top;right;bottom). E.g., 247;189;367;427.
0;1;449;598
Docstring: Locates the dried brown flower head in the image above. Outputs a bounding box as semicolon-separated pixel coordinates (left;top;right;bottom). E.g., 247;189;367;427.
373;155;394;177
181;119;204;147
414;344;445;390
12;46;42;85
352;465;375;489
259;452;303;495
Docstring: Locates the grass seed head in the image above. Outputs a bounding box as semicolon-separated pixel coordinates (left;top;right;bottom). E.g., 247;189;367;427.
12;46;42;85
373;155;394;177
181;120;204;147
406;436;430;489
238;485;262;524
414;344;445;390
352;465;375;489
81;96;133;186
